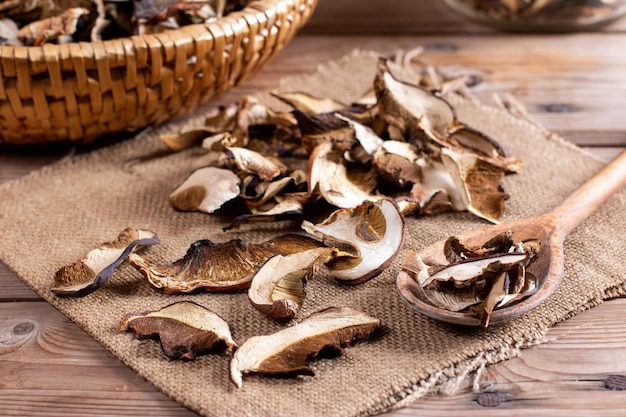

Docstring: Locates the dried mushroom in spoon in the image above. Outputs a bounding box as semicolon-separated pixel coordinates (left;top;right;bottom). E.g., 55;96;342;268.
120;301;236;359
52;227;160;297
400;231;540;327
229;306;380;388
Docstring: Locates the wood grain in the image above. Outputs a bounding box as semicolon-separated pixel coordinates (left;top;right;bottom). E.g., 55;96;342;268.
1;299;625;416
1;4;626;414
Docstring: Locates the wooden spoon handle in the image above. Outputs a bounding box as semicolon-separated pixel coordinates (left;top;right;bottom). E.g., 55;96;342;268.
550;150;626;236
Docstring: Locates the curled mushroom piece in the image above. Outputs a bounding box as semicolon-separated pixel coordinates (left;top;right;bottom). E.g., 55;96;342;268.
169;166;240;213
52;227;160;297
120;301;236;360
401;232;541;327
302;198;405;284
129;234;326;294
248;248;340;319
308;141;381;209
229;306;380;388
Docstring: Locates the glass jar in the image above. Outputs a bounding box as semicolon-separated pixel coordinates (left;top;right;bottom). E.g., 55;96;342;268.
442;0;626;32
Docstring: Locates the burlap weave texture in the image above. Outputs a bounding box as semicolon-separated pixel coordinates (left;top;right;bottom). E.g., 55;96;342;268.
0;50;625;417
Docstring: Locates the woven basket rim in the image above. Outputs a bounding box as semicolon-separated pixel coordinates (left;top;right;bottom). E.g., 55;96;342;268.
0;0;297;52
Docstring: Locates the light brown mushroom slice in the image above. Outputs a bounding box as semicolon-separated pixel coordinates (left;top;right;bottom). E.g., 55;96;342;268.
120;301;236;360
470;271;509;327
224;146;287;182
270;90;348;115
308;141;381;209
334;114;384;156
129;234;326;293
160;128;215;151
419;159;466;212
52;227;160;297
374;58;460;141
229;306;380;387
169;166;240;213
422;252;528;287
440;148;509;223
301;198;405;284
248;248;338;319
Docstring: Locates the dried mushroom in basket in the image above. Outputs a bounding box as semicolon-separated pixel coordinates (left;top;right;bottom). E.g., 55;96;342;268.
401;231;540;327
163;51;523;226
6;0;250;45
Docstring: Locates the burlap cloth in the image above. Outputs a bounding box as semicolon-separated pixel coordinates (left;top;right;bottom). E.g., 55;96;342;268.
1;50;625;417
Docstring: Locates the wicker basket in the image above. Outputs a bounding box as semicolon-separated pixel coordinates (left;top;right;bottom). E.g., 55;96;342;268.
0;0;318;145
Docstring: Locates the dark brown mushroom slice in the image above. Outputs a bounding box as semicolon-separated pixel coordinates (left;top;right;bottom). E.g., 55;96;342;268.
128;234;327;293
229;306;380;387
120;301;236;360
292;110;354;155
301;198;405;284
52;227;160;297
248;248;338;319
443;231;515;263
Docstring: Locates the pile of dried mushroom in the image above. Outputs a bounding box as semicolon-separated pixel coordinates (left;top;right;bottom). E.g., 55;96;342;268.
0;0;249;46
51;54;535;385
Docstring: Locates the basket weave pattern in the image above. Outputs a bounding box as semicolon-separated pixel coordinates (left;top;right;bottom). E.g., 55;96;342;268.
0;0;318;145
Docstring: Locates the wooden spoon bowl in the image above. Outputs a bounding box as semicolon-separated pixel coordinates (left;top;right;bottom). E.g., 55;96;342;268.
397;150;626;326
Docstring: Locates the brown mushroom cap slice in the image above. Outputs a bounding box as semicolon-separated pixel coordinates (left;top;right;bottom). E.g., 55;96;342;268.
229;306;380;387
374;57;459;141
224;146;287;182
120;301;236;360
308;141;381;209
129;234;326;294
421;252;529;287
270;90;348;115
169;166;240;213
440;148;509;223
301;198;405;284
248;248;338;319
52;227;160;297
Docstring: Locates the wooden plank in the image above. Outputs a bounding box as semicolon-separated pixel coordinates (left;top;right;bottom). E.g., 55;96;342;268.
1;298;626;416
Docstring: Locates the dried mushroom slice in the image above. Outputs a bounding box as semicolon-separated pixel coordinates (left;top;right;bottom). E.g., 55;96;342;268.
229;306;380;387
120;301;236;360
169;166;240;213
440;148;509;223
308;141;381;209
52;227;160;297
129;234;326;294
18;7;90;45
301;198;405;284
270;90;348;115
404;232;541;327
224;146;287;182
248;248;338;319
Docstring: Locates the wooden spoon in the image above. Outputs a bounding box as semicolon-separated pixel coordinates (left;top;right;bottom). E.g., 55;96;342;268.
397;150;626;326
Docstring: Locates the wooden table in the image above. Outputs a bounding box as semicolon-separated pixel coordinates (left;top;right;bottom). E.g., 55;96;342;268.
2;1;626;415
